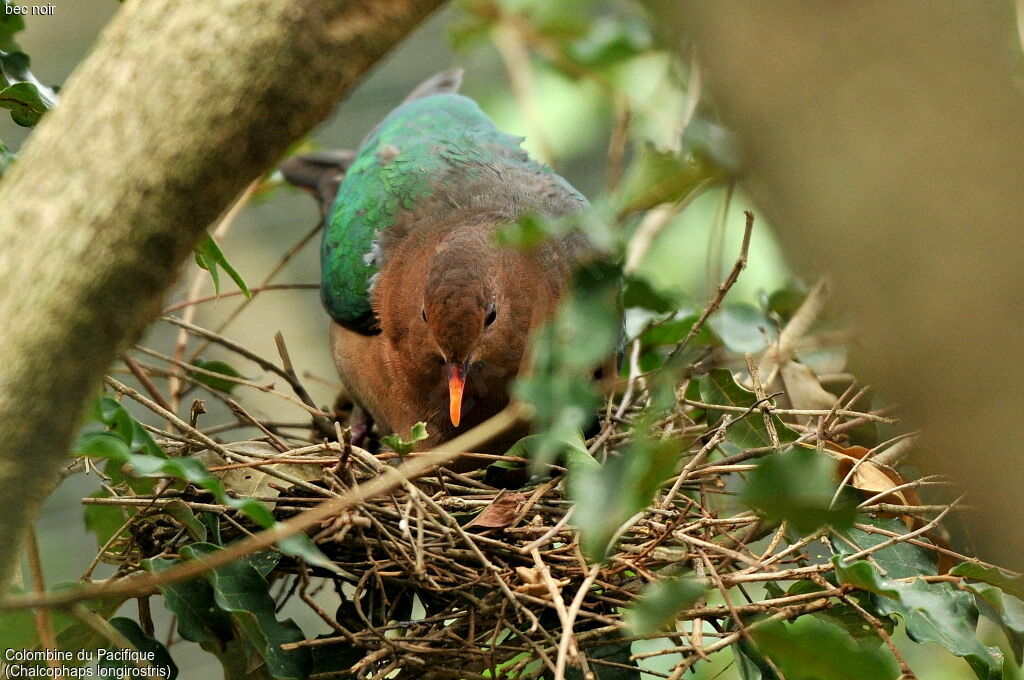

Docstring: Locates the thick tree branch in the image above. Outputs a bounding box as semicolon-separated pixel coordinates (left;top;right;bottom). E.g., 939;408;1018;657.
0;0;445;587
678;2;1024;567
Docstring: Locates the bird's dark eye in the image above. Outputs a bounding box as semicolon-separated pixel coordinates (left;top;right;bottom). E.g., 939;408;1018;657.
484;302;497;327
421;307;427;323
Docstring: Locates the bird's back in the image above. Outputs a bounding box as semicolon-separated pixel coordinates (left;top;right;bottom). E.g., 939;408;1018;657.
320;78;587;333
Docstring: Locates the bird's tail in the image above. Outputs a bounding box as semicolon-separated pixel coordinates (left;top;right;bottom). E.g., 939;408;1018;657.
402;67;464;103
278;149;355;218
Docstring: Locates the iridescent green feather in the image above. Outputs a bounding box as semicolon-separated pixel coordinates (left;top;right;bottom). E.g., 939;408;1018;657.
320;93;574;330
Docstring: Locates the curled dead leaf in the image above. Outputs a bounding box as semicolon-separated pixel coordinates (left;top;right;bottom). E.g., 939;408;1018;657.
514;565;569;597
827;443;923;531
464;491;529;530
780;360;838;424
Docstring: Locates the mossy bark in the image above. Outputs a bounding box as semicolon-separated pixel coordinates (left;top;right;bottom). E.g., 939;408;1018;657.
0;0;445;588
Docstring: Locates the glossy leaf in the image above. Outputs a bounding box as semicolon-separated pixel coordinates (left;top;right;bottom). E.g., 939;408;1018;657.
742;448;856;533
183;543;311;680
0;49;57;126
91;395;165;458
699;369;797;450
834;558;1003;680
195;233;251;297
951;563;1024;601
964;581;1024;664
162;499;208;542
101;618;178;680
625;575;706;635
952;564;1024;663
190;358;244;393
836;515;937;579
750;616;898;680
143;556;234;645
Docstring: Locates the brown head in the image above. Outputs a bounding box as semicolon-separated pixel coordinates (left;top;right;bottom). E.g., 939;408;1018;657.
421;231;502;428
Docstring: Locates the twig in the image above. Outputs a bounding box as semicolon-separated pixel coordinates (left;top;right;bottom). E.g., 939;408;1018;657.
665;210;754;364
158;315;334;436
26;528;60;676
1;405;525;610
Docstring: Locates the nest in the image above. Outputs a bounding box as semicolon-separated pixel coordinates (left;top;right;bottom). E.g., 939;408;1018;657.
78;215;965;680
82;285;965;680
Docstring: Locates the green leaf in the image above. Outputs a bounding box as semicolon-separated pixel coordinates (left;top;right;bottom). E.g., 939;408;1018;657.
84;458;158;548
190;358;245;394
505;431;597;472
742;448;856;533
836;515;937;579
766;287;808;320
708;303;776;354
0;1;26;51
515;260;621;469
245;551;283;579
380;421;428;455
952;563;1024;663
183;543;312;680
965;581;1024;664
638;314;718;349
311;636;365;677
622;273;679;313
143;556;234;645
494;212;551;250
569;437;680;559
558;262;623;371
951;563;1024;601
161;499;208;542
750;616;899;680
616;142;719;216
0;587;42;647
699;369;798;450
0;49;57;126
565;633;640;679
52;585;125;656
567;15;651;68
834;558;1003;680
779;573;889;641
735;639;780;680
78;397;336;571
194;233;251;297
91;396;166;458
101;618;178;680
625;575;706;635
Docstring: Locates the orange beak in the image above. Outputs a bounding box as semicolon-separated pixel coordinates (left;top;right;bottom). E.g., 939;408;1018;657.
447;362;466;427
